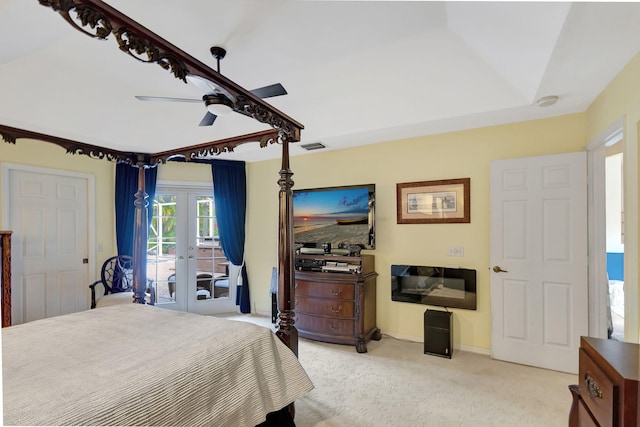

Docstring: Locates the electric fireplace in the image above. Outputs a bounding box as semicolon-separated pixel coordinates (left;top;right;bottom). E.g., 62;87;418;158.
391;265;477;310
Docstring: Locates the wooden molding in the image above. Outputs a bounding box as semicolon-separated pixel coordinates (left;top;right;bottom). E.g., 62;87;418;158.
38;0;303;142
1;125;281;166
150;130;280;164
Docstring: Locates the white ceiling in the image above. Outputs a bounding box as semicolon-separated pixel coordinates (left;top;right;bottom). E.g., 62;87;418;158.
2;1;640;162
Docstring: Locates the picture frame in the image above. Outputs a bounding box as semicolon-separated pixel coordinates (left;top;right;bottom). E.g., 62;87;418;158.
396;178;470;224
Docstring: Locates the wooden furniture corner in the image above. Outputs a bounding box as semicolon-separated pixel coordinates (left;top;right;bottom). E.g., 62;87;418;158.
1;231;12;327
568;336;639;426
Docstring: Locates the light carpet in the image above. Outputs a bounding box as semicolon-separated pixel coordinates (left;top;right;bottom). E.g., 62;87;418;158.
220;314;577;427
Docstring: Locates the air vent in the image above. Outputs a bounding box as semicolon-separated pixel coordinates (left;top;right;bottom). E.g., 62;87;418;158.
300;142;326;151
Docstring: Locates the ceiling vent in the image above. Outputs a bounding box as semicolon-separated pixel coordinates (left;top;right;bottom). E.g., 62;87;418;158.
300;142;326;151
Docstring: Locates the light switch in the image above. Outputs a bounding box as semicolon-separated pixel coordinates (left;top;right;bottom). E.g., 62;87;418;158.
448;246;464;257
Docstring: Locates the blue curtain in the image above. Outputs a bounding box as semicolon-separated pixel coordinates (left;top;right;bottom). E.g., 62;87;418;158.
211;159;251;313
115;163;158;257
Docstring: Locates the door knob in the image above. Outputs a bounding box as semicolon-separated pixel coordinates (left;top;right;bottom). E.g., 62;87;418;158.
493;266;508;273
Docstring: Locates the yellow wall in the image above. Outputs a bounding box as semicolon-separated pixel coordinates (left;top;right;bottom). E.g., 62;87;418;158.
586;51;640;343
156;160;212;183
4;50;640;348
0;141;212;283
247;114;587;351
0;139;115;280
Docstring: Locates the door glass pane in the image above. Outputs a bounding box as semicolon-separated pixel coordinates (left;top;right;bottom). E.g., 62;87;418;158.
147;195;178;305
195;196;229;300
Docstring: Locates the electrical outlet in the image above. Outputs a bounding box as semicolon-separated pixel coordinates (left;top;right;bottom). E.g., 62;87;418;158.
448;246;464;257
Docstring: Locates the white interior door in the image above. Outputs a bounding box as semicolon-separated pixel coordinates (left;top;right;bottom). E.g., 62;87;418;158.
490;152;588;374
3;165;92;324
148;183;236;314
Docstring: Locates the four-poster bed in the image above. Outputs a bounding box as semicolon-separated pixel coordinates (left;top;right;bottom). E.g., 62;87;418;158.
2;1;308;425
3;304;313;426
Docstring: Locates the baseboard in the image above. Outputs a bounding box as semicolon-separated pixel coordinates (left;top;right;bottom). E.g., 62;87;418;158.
383;331;491;356
254;309;271;318
266;316;493;356
383;331;423;343
457;343;491;356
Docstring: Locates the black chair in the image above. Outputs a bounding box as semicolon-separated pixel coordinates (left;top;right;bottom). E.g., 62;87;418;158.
89;255;154;308
213;276;230;298
168;272;224;300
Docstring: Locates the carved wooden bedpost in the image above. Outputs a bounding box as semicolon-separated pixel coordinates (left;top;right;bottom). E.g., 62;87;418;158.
132;157;150;305
276;137;298;356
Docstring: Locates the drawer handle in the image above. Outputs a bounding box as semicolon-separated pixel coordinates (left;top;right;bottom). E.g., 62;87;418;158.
330;287;343;295
330;304;343;313
585;374;603;399
329;322;340;330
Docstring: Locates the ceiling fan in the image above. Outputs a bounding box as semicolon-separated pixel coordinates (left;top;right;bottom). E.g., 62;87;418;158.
135;46;287;126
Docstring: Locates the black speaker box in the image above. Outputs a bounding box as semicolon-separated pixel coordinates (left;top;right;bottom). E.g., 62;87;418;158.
424;309;452;358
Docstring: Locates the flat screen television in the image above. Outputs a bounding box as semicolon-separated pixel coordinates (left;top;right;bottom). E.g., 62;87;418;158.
293;184;375;251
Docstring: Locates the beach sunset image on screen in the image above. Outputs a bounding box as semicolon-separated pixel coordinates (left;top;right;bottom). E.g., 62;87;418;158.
293;184;375;249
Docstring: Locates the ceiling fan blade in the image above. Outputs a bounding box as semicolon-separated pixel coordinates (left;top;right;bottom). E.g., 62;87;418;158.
186;75;224;95
198;111;217;127
135;96;201;103
250;83;287;99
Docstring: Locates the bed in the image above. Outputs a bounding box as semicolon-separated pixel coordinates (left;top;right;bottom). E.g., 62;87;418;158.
1;1;306;426
3;304;313;426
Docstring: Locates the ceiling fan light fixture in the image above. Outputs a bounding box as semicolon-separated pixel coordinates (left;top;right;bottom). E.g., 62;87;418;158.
204;93;234;115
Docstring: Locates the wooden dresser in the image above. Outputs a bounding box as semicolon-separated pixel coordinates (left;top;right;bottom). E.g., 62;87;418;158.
294;254;380;353
0;231;11;328
569;336;639;427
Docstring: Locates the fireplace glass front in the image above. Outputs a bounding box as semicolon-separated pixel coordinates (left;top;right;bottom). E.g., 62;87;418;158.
391;265;477;310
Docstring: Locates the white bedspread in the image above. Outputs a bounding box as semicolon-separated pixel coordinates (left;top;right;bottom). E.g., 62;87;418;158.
2;304;313;426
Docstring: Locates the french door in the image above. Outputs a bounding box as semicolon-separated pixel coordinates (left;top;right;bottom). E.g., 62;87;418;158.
147;183;235;314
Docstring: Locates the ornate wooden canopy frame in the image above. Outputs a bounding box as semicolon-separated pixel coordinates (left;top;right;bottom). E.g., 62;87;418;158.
36;0;303;144
1;0;302;355
0;125;281;165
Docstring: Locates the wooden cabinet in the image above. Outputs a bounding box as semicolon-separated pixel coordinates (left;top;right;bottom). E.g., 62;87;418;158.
294;254;380;353
569;336;639;427
1;231;12;328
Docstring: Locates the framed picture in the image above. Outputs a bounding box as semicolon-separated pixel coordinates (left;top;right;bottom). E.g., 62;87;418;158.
397;178;470;224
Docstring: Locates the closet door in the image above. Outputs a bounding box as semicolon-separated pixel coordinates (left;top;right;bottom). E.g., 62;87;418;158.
5;165;92;324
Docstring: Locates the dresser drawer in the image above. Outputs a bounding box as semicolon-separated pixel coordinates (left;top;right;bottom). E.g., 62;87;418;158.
296;296;354;317
579;348;615;426
295;280;355;299
296;314;354;336
577;398;599;427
